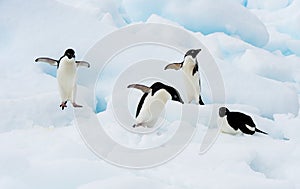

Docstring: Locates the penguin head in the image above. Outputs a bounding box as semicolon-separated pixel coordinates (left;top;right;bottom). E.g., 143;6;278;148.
64;49;75;59
150;82;184;104
169;88;184;104
184;49;201;59
219;107;229;117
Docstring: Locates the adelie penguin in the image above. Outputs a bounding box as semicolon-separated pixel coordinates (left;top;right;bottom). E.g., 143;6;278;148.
164;49;204;105
35;49;90;110
128;82;184;128
218;107;268;135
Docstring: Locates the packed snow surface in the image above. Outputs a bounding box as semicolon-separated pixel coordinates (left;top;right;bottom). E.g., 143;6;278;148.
1;0;300;188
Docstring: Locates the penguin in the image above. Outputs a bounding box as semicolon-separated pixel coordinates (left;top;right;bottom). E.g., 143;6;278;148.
218;107;268;135
127;82;184;128
164;49;204;105
35;49;90;110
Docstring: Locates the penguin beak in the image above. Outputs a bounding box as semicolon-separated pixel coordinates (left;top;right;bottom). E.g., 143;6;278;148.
195;49;201;55
179;97;184;104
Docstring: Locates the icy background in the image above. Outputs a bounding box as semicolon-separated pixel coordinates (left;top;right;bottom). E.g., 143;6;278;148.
1;0;300;188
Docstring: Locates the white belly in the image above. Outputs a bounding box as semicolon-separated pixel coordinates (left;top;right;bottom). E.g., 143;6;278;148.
182;59;200;102
136;89;171;127
57;58;77;101
218;116;240;135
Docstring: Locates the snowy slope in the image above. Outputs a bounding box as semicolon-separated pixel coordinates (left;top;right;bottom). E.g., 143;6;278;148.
1;0;300;188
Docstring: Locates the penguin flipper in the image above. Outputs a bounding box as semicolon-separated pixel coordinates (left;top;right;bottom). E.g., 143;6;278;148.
239;124;256;135
76;61;90;68
127;84;151;93
35;57;58;66
164;63;183;70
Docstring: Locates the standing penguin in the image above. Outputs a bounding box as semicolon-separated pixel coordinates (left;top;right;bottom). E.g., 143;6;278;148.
218;107;267;135
128;82;184;128
35;49;90;110
164;49;204;105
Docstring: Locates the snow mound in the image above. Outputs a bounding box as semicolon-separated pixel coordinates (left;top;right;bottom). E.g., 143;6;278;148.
246;0;292;10
123;0;269;47
1;0;300;188
197;32;299;117
0;92;74;132
237;49;300;83
220;59;299;118
97;98;184;149
78;176;175;189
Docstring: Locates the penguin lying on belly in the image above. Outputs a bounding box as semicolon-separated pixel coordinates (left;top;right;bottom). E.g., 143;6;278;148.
35;49;90;110
128;82;184;128
218;107;268;135
164;49;204;105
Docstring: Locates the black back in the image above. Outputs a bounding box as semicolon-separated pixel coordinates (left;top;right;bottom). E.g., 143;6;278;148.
151;82;172;96
199;94;204;105
150;82;183;102
194;60;205;105
136;93;148;118
135;82;183;118
227;111;256;135
192;60;199;76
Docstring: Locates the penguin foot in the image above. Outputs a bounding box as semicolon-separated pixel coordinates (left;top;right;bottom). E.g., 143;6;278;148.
133;123;143;128
72;102;83;108
60;101;67;110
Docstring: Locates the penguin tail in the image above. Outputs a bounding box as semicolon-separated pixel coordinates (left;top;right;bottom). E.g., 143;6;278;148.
255;128;268;135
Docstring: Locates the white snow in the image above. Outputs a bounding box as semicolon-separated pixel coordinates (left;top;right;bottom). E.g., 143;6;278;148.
1;0;300;189
246;0;292;10
122;0;269;47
